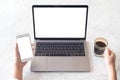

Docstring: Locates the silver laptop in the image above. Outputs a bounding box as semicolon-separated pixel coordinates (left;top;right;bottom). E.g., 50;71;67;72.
31;5;90;71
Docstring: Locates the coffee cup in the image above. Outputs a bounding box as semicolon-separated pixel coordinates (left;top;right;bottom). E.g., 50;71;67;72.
94;37;108;57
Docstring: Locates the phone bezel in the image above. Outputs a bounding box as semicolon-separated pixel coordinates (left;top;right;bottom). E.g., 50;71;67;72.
16;33;33;62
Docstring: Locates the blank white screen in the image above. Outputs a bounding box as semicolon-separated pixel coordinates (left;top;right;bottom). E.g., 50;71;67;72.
17;36;33;60
34;7;87;38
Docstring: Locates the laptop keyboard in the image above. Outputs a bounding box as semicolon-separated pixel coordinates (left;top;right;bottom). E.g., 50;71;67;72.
35;42;85;56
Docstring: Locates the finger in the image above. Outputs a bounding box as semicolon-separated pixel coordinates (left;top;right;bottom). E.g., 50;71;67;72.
31;43;35;49
108;48;112;56
15;43;18;53
15;44;19;58
15;43;21;61
106;48;111;54
111;51;115;57
104;48;108;54
32;47;35;51
102;53;105;57
103;47;109;57
22;62;27;65
32;43;35;46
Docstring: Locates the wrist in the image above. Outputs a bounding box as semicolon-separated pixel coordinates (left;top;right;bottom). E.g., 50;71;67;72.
107;64;116;71
107;64;117;80
12;63;23;80
14;63;24;71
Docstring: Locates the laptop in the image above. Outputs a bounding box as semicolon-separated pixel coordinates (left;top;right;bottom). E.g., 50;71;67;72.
31;5;90;71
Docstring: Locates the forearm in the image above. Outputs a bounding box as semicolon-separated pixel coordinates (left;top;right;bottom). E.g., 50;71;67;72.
108;65;117;80
12;64;23;80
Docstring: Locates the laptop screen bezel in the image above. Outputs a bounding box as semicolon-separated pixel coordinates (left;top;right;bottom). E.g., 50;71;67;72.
32;5;88;40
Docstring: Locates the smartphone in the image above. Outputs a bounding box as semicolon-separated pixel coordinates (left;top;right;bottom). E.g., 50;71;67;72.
16;33;33;62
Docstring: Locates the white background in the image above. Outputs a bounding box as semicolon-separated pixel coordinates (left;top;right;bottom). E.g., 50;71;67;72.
0;0;120;80
34;8;86;38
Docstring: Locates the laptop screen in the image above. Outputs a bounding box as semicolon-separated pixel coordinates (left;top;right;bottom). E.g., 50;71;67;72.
33;5;88;40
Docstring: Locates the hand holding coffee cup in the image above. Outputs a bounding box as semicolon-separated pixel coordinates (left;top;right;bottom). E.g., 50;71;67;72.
94;37;108;57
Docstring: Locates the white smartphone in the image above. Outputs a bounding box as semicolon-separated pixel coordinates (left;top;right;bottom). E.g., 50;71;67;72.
16;33;33;62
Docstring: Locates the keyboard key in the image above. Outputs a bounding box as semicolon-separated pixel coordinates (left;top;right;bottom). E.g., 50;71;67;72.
35;42;85;56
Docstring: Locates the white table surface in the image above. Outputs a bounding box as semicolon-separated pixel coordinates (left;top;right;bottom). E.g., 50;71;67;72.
0;0;120;80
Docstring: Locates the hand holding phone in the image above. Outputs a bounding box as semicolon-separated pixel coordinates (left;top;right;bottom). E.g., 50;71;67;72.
16;33;33;62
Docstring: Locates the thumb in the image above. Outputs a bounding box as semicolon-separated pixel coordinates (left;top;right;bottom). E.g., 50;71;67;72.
103;47;109;57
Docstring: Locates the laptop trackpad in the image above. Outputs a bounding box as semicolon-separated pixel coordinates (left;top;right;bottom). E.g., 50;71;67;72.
48;57;73;71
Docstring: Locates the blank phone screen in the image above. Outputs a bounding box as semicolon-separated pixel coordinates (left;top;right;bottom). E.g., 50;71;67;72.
17;36;33;61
